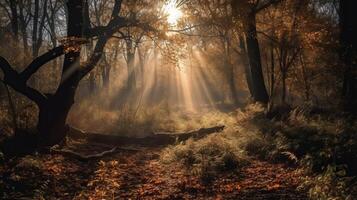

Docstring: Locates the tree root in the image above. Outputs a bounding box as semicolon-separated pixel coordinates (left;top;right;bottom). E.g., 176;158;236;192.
50;146;141;161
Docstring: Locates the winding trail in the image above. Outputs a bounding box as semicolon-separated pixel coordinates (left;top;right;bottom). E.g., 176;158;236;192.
1;142;308;200
55;146;306;199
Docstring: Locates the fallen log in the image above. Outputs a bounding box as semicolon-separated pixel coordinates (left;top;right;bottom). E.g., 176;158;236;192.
51;126;225;161
68;125;225;147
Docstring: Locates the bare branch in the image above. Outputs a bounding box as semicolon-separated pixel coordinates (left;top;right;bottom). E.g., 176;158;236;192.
255;0;283;13
0;56;47;106
21;46;65;81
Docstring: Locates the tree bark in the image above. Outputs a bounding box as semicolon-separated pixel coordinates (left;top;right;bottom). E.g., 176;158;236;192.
340;0;357;114
239;35;254;99
88;71;96;93
37;0;83;146
126;44;137;94
224;37;238;105
32;0;39;58
244;12;269;104
9;0;19;38
269;45;275;99
281;72;287;104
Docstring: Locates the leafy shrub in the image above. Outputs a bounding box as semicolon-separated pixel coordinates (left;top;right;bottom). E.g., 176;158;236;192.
300;165;357;200
160;133;249;183
2;156;49;199
240;103;357;199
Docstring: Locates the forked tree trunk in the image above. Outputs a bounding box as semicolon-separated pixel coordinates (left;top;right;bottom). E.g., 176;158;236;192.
37;0;83;147
1;0;125;153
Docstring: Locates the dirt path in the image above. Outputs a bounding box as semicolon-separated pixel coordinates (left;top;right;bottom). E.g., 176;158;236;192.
1;145;308;200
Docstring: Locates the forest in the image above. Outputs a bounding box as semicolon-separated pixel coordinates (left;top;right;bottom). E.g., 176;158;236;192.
0;0;356;199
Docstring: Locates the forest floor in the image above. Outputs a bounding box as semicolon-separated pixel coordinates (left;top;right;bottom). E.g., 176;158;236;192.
3;104;356;200
6;105;357;200
0;139;307;200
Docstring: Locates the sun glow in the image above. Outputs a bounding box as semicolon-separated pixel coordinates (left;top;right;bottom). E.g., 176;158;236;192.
163;0;183;25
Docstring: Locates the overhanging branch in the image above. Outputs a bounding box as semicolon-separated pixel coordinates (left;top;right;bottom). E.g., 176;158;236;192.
0;56;47;106
21;45;65;81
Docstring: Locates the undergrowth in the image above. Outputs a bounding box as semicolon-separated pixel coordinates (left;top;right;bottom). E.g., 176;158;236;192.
160;131;249;183
240;103;357;199
160;103;357;198
69;99;236;136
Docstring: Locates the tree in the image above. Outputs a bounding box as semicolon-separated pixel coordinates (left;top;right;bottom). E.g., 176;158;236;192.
231;0;282;104
0;0;153;148
339;0;357;114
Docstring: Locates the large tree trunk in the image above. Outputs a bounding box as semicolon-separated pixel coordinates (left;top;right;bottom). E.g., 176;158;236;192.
244;13;269;104
37;89;76;146
340;0;357;114
37;0;83;147
1;0;127;153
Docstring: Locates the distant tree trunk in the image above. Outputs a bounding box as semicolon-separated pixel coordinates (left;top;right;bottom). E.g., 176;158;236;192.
340;0;357;114
239;35;254;99
102;68;110;90
127;52;136;92
153;44;158;88
33;0;47;58
269;45;275;99
125;40;136;94
18;0;29;61
228;63;238;104
244;12;269;104
9;0;19;38
102;57;111;91
88;71;96;93
299;54;310;101
137;47;145;90
48;11;59;84
267;44;276;112
32;0;39;58
37;0;83;146
281;71;287;104
224;37;238;105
